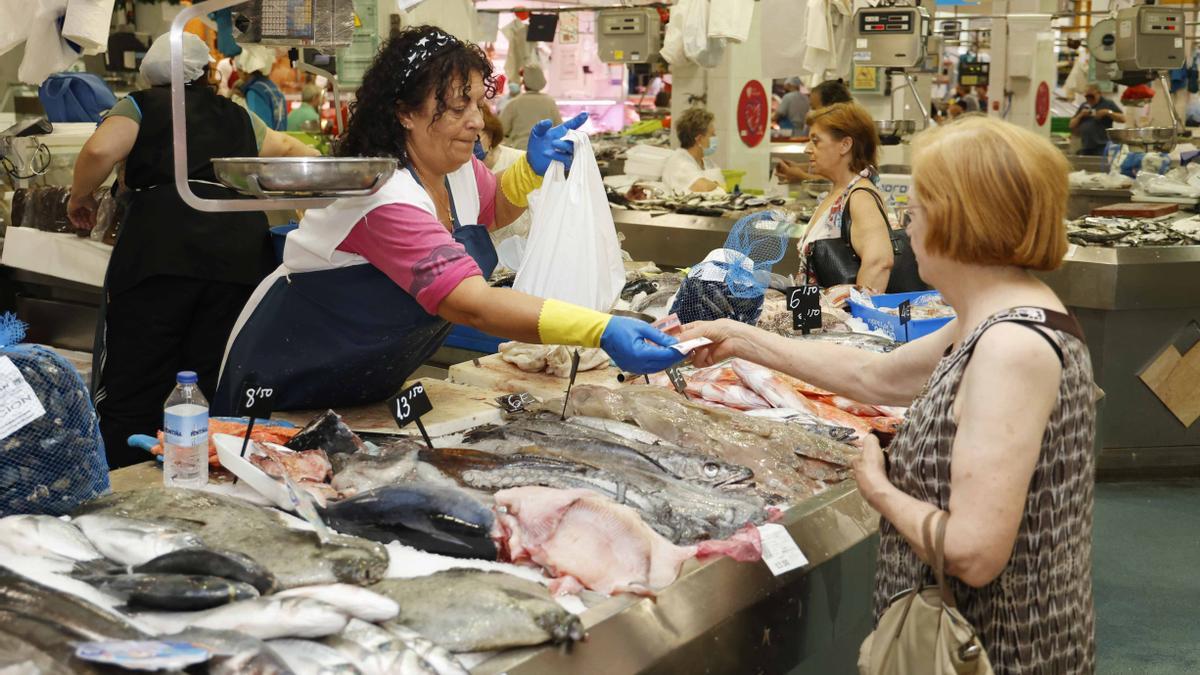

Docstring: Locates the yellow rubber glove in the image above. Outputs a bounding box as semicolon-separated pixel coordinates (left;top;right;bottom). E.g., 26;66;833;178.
500;154;543;208
537;299;610;348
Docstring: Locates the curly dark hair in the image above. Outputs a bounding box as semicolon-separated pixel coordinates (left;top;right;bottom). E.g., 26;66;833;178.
336;26;496;165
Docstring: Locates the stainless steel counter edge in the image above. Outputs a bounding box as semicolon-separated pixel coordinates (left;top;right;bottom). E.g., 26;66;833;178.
1037;245;1200;310
473;481;879;675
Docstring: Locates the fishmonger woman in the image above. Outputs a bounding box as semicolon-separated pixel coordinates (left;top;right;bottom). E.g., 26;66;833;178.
214;27;681;414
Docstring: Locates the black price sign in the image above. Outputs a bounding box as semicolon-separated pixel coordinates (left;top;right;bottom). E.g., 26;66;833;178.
497;392;536;414
392;382;433;428
235;374;276;420
787;286;822;333
898;300;912;325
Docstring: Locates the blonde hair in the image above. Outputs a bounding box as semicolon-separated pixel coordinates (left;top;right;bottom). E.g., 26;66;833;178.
911;116;1068;270
805;102;879;173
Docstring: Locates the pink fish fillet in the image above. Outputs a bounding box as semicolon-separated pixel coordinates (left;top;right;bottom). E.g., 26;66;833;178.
494;486;761;596
685;380;771;410
730;359;819;414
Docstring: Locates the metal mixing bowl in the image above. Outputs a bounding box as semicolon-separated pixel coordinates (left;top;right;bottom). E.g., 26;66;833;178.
1107;127;1177;153
213;157;397;197
875;120;918;140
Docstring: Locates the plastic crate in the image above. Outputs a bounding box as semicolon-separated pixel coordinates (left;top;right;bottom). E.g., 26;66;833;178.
445;325;505;353
847;291;953;343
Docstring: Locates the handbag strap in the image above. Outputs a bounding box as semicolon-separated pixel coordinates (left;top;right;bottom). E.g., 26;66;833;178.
922;510;956;608
839;186;891;245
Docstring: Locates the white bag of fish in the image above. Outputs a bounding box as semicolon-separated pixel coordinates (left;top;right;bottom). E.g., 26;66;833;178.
0;315;108;517
513;129;626;312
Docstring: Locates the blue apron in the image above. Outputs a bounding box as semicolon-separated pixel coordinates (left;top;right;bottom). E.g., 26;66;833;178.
212;171;497;415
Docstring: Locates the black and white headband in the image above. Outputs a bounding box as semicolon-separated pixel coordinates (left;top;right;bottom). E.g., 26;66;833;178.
399;29;460;88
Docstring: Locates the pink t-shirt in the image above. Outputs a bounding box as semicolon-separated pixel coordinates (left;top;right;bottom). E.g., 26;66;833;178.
337;158;499;315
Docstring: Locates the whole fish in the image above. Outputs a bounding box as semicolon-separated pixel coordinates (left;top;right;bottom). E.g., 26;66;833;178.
791;330;897;353
167;627;291;675
137;596;350;640
83;573;259;611
267;638;362;675
0;515;101;562
0;627;75;675
731;358;820;414
274;584;399;623
134;547;277;594
72;514;204;566
323;619;436;675
380;623;469;675
560;385;858;501
330;442;423;496
73;488;389;589
371;570;584;653
0;568;145;642
319;484;497;560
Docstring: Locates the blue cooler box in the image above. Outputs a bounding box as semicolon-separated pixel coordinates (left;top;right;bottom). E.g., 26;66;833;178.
848;291;953;343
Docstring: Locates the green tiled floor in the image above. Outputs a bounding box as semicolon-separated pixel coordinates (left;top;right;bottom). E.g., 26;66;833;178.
1093;480;1200;674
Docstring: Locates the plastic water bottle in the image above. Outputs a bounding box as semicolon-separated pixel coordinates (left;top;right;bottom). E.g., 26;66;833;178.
162;371;208;488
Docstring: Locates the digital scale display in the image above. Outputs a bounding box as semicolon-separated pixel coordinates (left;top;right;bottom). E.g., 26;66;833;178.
859;11;914;34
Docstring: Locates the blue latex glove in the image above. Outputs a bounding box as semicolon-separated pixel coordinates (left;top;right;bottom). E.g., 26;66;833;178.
527;112;589;176
600;317;684;374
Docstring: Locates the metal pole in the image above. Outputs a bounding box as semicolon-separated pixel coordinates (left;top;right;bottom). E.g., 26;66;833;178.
294;60;345;134
1157;71;1184;133
905;73;933;128
170;0;337;212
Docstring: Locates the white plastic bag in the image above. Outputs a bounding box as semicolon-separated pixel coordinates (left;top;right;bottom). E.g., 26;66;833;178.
514;130;626;311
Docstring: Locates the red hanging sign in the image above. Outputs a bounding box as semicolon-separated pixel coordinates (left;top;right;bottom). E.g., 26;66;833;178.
1035;81;1050;127
737;80;768;148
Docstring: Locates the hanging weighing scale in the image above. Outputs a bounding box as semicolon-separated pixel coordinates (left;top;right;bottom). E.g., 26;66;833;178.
1106;4;1187;152
851;1;933;144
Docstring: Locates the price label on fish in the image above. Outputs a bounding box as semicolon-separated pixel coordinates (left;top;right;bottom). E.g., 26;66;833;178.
787;286;822;333
235;373;276;420
758;523;809;576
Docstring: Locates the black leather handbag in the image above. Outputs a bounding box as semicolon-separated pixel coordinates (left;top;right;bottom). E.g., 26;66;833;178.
808;187;928;293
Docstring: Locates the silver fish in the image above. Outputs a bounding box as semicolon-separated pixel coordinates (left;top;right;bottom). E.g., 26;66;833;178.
73;488;389;589
324;618;436;675
0;568;144;642
0;515;101;562
274;584;399;623
72;515;204;566
167;627;291;675
137;596;350;640
790;330;897;353
330;443;421;496
380;623;468;675
371;570;583;653
267;638;362;675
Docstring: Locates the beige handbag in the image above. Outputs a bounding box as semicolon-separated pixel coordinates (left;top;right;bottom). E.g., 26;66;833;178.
858;511;993;675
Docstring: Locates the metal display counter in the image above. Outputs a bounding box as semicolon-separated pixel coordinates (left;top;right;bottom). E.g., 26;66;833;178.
1067;187;1134;219
612;208;806;275
476;481;879;675
1037;245;1200;476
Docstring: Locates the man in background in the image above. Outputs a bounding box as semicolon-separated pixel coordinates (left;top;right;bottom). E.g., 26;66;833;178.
500;65;562;150
774;77;810;136
1070;83;1125;155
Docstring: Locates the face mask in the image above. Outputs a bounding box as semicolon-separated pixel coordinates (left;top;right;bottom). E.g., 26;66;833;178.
704;135;718;156
473;139;487;161
508;84;521;96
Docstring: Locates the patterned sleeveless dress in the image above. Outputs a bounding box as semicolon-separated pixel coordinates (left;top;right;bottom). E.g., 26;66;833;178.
873;307;1097;674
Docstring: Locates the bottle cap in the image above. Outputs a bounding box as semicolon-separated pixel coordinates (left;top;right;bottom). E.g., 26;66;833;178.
176;371;199;385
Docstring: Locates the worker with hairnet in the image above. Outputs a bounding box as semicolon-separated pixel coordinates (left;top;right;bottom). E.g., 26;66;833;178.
235;44;288;130
64;33;318;468
500;65;563;150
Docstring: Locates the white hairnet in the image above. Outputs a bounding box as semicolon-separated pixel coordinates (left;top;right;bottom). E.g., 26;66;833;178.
141;33;214;86
235;44;277;76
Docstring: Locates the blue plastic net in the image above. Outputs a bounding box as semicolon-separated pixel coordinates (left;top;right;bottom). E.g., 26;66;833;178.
670;211;790;325
0;313;109;516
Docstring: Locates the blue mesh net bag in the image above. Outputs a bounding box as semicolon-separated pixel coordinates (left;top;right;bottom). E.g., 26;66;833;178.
0;313;108;516
669;211;790;325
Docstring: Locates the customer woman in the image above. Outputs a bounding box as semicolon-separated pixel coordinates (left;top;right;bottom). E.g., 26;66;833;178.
214;27;681;415
66;33;317;467
679;116;1096;674
794;102;893;292
661;107;724;194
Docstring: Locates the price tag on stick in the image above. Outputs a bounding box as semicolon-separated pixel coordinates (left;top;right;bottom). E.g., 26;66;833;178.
898;300;912;342
787;286;822;334
391;381;435;448
234;374;276;470
560;349;582;420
